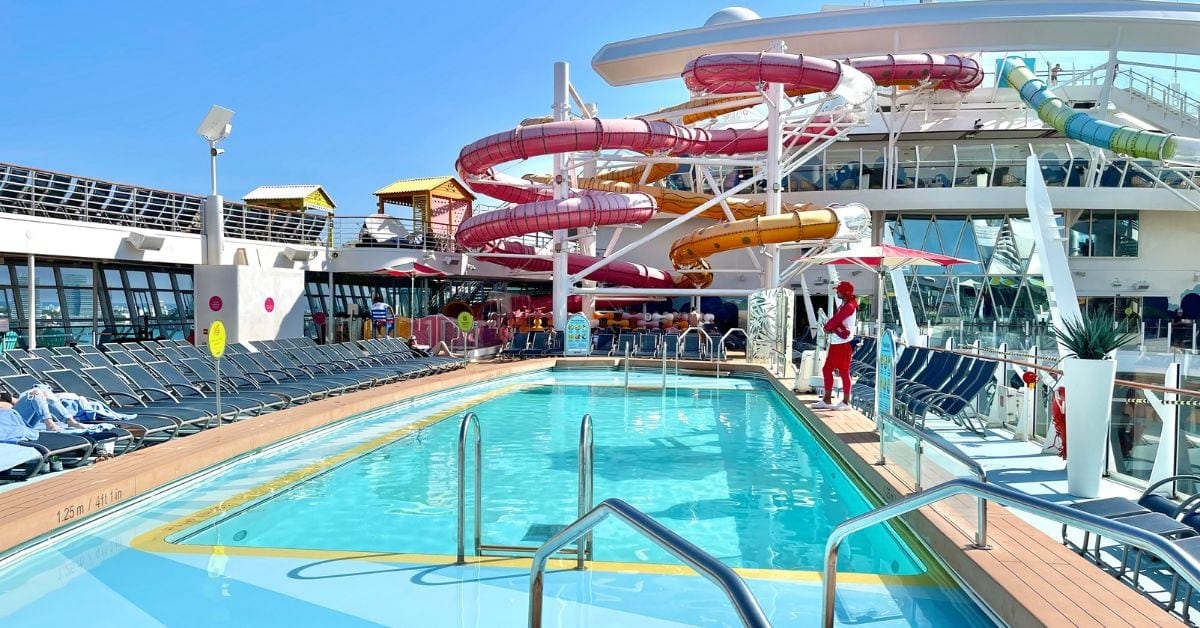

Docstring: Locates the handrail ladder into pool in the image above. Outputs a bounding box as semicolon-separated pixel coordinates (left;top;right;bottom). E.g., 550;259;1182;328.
822;478;1200;628
716;327;748;378
457;411;595;564
528;498;770;628
877;411;989;549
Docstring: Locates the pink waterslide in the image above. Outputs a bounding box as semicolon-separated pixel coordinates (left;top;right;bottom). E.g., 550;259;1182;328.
455;53;982;287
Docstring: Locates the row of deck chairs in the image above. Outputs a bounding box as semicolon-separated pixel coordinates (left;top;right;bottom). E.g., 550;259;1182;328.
848;342;997;435
0;336;464;481
499;331;726;361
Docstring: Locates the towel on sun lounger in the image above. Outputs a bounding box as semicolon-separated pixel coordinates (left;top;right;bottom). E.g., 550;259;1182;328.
0;443;42;471
55;392;137;422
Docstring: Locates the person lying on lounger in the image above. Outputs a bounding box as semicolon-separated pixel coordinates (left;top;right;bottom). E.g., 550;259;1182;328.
13;386;127;454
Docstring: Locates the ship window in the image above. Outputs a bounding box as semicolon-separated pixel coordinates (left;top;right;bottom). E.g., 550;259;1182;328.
1069;210;1137;257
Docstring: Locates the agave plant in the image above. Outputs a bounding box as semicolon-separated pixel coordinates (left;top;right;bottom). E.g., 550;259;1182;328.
1052;312;1138;359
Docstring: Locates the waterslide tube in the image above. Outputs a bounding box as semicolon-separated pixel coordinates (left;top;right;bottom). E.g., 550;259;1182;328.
456;53;983;286
478;240;676;289
1001;57;1200;165
670;203;870;274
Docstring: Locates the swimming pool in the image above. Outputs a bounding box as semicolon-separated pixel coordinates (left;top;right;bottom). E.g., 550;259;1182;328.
0;368;994;626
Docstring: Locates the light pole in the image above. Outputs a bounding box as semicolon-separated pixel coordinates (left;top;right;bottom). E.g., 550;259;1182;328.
196;105;235;266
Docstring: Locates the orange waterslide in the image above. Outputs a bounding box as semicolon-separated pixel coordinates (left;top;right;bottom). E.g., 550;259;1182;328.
669;204;869;287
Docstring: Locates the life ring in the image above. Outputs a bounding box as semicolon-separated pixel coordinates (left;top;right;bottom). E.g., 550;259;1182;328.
1051;386;1067;459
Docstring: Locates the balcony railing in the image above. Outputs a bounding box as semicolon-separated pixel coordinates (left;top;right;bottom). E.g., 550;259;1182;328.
332;210;556;254
0;162;330;247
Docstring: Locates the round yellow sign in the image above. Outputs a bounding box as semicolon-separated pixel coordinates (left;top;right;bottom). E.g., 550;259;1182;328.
456;311;474;332
208;320;227;359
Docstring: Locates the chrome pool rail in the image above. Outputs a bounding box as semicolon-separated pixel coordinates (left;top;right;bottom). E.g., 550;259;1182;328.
821;478;1200;628
456;412;482;564
877;412;988;549
716;327;748;378
457;412;595;564
576;413;594;570
529;498;770;628
623;343;631;389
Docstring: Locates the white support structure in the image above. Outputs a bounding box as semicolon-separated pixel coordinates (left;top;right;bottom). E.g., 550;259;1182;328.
552;61;571;331
763;41;787;290
881;222;919;345
1024;154;1082;354
26;254;36;350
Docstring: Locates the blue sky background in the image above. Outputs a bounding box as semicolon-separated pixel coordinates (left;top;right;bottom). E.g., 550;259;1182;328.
2;0;1196;215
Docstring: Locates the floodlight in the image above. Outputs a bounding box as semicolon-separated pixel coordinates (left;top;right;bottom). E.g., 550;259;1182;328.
197;105;235;143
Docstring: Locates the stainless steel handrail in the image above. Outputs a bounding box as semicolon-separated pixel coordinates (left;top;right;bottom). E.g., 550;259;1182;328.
529;498;770;628
456;412;482;564
716;327;748;378
576;413;594;570
877;412;988;549
822;478;1200;627
458;413;594;564
623;344;631;388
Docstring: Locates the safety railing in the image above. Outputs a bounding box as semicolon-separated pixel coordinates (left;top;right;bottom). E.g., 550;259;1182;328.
623;343;631;389
456;412;594;563
716;328;747;378
529;498;770;628
0;162;330;246
822;478;1200;627
456;412;481;563
877;412;988;548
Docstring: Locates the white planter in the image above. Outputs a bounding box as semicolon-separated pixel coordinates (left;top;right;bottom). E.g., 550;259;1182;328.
1062;357;1118;497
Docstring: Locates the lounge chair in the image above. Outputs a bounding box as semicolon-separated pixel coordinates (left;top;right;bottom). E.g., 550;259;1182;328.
136;361;270;415
0;443;46;481
82;365;220;431
590;334;614;357
678;334;704;360
519;332;551;358
633;334;658;358
500;332;530;360
177;358;295;408
40;369;182;448
657;335;680;359
613;334;637;357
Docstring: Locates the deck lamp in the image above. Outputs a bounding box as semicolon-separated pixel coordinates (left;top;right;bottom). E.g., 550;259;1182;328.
196;105;235;266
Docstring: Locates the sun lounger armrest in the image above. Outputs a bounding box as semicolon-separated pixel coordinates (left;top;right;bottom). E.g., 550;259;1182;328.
160;382;207;397
133;385;179;401
98;390;150;407
221;374;258;388
257;367;294;380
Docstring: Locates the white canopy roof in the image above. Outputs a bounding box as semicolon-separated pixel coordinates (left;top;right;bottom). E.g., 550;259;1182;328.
592;0;1200;86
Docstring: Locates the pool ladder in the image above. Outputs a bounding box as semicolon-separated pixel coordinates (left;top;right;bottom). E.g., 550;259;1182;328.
456;412;594;567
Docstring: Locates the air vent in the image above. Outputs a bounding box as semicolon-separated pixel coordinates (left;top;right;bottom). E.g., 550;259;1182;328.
1071;101;1096;110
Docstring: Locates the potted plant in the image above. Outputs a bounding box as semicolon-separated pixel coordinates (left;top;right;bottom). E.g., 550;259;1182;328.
1052;312;1137;497
971;167;991;187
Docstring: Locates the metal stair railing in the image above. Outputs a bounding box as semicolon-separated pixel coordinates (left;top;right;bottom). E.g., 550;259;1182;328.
822;477;1200;627
456;412;594;564
529;498;770;628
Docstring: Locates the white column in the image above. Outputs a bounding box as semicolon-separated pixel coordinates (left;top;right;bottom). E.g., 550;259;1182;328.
26;254;36;350
551;61;571;330
204;140;224;266
579;103;598;322
763;42;786;290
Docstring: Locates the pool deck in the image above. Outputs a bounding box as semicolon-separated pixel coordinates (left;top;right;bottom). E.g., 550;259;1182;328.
784;387;1176;627
0;357;1181;626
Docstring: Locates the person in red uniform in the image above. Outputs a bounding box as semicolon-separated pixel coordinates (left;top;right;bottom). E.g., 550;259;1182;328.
814;281;858;411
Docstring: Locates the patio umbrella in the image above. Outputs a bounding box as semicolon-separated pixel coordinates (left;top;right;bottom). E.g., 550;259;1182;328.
806;244;974;416
375;260;445;320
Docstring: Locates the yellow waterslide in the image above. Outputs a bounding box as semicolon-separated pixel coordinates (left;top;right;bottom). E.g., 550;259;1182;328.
669;206;848;287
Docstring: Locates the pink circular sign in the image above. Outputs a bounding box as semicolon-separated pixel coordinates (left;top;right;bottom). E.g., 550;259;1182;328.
209;296;223;312
264;297;275;313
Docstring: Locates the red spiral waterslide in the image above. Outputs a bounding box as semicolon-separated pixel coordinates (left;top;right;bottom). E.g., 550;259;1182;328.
454;53;982;287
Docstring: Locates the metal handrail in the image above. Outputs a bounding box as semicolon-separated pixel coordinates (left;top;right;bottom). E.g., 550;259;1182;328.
456;412;482;564
716;327;748;378
877;412;988;549
623;344;631;388
576;414;594;569
822;478;1200;627
529;498;770;628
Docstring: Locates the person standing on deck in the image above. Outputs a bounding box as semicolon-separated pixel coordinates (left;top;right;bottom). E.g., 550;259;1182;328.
370;294;394;339
813;281;857;411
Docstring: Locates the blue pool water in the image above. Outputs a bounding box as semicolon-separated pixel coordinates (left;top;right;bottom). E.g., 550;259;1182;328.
182;377;920;575
0;369;995;626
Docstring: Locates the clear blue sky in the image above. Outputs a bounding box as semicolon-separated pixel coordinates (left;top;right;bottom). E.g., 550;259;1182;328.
2;1;1195;215
0;1;814;213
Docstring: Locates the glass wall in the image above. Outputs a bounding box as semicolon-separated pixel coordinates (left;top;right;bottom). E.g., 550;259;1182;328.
1068;210;1139;257
884;213;1055;349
